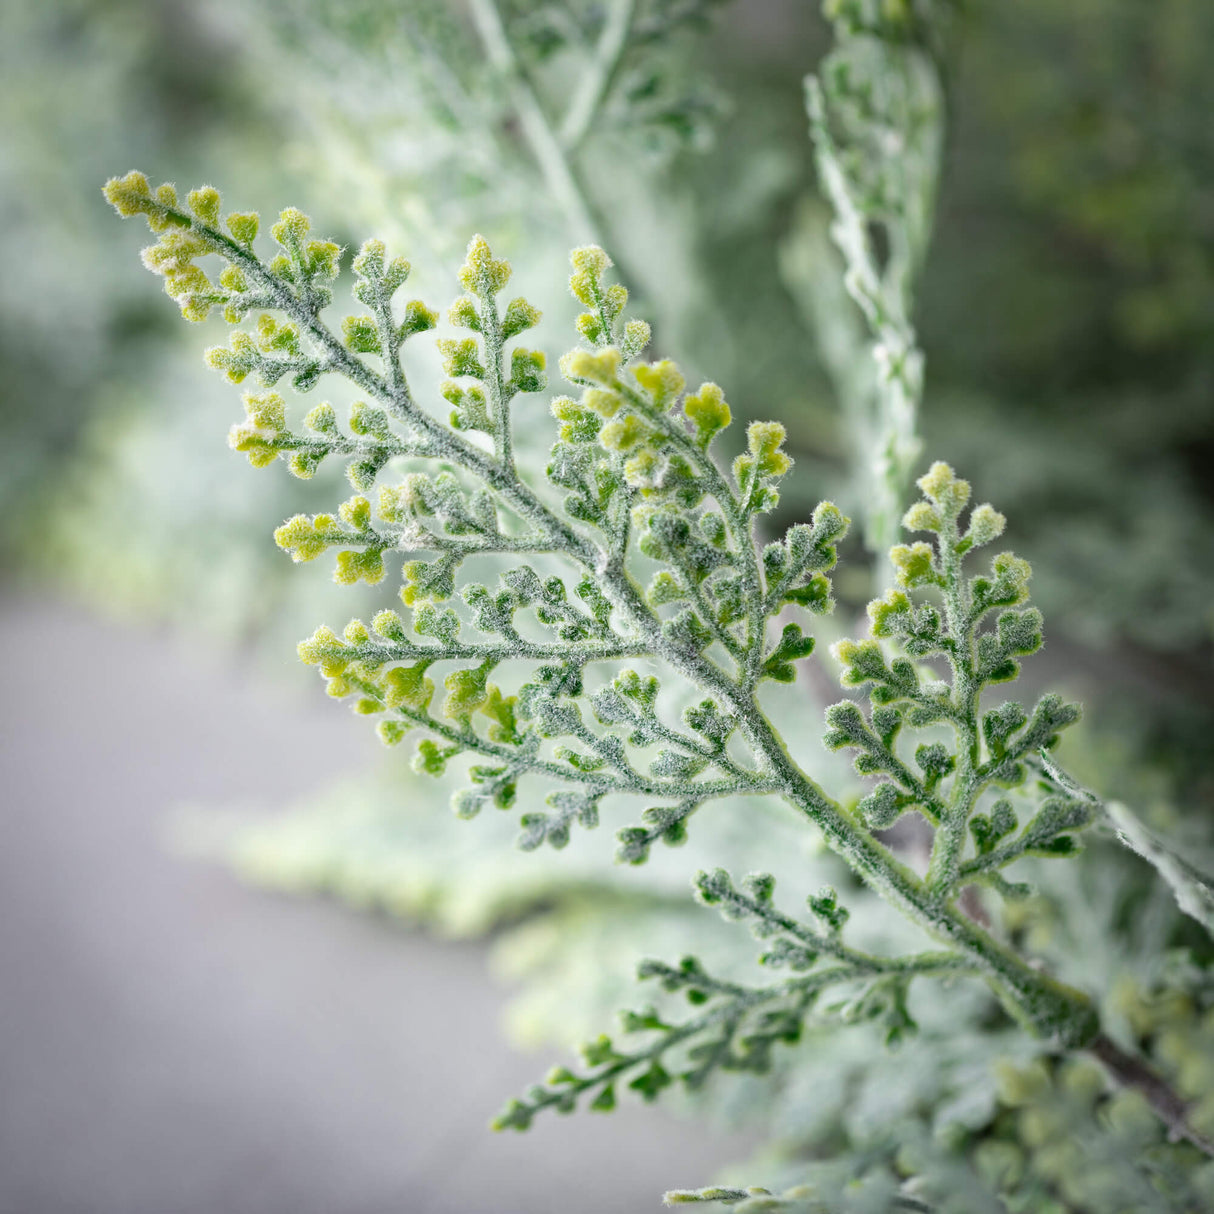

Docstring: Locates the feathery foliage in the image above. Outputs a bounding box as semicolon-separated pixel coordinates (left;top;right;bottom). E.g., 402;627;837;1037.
107;142;1213;1194
102;1;1214;1205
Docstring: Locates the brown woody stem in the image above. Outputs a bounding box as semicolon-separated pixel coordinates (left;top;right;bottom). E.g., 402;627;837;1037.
1089;1032;1214;1158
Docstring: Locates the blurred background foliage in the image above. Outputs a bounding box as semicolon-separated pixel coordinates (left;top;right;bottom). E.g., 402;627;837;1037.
5;0;1214;1205
10;0;1213;671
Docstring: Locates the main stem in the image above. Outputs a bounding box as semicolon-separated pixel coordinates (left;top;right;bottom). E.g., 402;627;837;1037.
586;548;1098;1048
754;711;1099;1049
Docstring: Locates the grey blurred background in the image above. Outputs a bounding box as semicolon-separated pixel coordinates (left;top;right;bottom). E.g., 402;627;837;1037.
0;596;752;1213
2;0;1213;1210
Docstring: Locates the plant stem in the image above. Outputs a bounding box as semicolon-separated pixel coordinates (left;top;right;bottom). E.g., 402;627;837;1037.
560;0;637;152
1090;1033;1214;1158
768;730;1098;1049
555;530;1098;1047
467;0;605;246
927;515;979;893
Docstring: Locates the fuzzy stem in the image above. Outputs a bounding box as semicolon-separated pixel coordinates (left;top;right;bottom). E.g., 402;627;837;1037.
564;525;1100;1045
610;374;767;685
758;720;1098;1047
476;283;511;468
927;514;979;893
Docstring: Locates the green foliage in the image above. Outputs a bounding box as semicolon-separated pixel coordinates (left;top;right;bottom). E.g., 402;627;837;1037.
110;141;1214;1193
662;955;1214;1212
828;461;1091;896
101;1;1214;1205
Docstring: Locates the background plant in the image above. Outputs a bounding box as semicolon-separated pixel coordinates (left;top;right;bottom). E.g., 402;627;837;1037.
24;0;1212;765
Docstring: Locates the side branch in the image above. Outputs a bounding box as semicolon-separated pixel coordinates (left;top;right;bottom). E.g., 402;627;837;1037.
612;377;767;683
346;672;780;803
